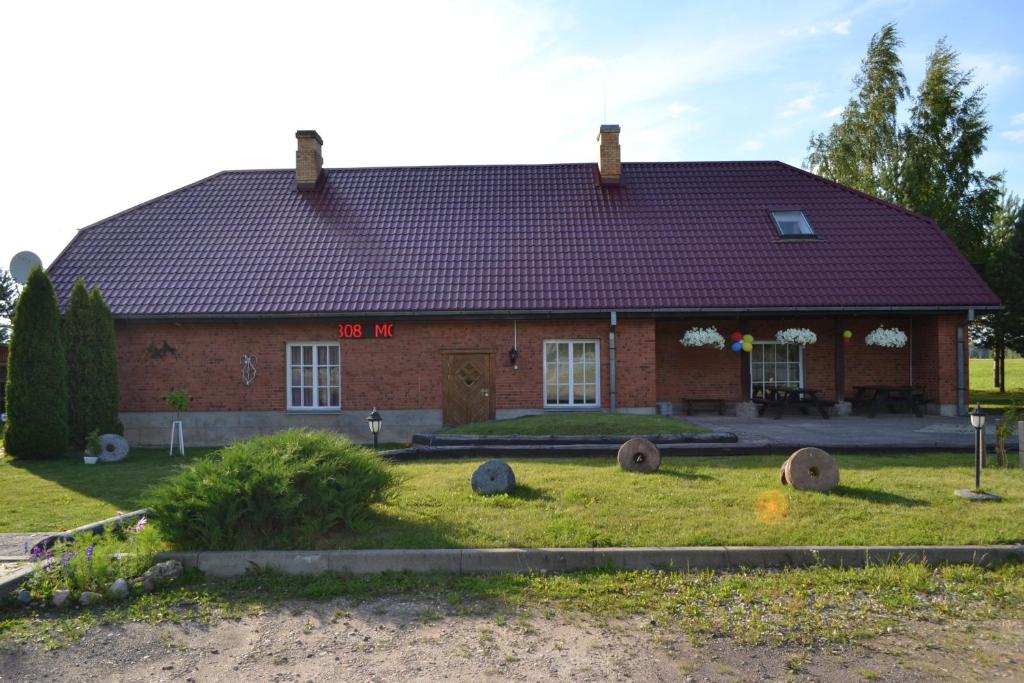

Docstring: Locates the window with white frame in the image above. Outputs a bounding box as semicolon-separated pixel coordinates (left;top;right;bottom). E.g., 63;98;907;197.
750;342;803;400
287;343;340;410
544;340;599;407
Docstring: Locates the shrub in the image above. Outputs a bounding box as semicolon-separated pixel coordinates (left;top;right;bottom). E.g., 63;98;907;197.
148;429;398;549
24;518;160;601
4;267;68;458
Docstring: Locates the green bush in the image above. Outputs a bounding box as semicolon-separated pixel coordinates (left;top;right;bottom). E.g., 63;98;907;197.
4;267;68;458
24;519;160;601
148;429;398;549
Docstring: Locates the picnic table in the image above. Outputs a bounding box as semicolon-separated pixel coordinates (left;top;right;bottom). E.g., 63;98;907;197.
755;386;830;420
852;385;925;418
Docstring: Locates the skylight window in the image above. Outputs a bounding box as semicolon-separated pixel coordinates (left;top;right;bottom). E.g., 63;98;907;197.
770;210;815;238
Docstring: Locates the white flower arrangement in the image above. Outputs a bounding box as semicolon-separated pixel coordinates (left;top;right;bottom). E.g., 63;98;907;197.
865;326;908;348
775;328;817;346
680;326;726;350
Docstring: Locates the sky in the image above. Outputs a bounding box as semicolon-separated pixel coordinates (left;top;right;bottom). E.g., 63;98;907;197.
1;0;1022;274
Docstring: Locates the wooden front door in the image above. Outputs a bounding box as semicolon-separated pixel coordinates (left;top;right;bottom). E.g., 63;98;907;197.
442;351;495;427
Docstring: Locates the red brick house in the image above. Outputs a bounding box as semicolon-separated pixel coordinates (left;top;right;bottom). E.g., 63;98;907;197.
47;127;999;445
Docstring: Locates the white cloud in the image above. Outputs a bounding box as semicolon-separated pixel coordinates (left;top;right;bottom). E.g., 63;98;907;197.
781;95;815;118
831;19;852;35
824;105;845;118
780;19;852;38
962;53;1021;87
668;102;699;117
1011;112;1024;126
739;139;764;152
1003;130;1024;143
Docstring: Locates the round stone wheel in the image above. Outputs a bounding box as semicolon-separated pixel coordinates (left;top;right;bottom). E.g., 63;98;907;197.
471;460;516;495
617;437;661;473
97;434;130;463
781;447;839;492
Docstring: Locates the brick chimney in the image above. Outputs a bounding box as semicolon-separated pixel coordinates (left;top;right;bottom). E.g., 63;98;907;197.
597;124;621;185
295;130;325;191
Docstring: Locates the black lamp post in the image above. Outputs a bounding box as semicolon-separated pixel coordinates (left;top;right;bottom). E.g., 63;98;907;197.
366;407;382;450
969;403;986;491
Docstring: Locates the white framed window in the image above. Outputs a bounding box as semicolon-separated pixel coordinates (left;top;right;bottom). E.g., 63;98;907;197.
750;342;803;400
287;342;341;410
544;340;600;407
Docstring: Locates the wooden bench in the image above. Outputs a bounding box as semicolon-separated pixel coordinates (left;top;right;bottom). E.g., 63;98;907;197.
681;398;725;416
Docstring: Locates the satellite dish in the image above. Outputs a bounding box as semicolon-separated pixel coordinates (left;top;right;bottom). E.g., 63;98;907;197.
9;251;42;284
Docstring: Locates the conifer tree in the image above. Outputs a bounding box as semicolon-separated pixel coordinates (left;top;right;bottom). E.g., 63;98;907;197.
4;267;68;458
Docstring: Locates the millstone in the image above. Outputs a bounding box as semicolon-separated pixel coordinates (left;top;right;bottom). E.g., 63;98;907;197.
471;460;516;495
617;437;661;473
98;434;130;463
781;447;839;491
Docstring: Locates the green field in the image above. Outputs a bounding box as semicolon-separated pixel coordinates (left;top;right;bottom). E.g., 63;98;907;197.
970;358;1024;412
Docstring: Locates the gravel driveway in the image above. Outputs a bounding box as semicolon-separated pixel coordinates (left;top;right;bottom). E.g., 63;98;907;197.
1;597;1021;681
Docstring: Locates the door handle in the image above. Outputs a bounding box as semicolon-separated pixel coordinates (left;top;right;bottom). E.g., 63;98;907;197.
482;390;490;397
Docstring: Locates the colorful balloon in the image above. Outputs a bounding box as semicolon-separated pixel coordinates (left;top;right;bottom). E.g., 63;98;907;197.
731;341;743;352
731;331;743;342
842;330;853;339
843;337;851;345
742;334;754;344
742;342;753;352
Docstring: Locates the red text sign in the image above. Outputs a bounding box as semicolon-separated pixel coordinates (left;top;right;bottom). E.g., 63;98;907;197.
338;323;394;338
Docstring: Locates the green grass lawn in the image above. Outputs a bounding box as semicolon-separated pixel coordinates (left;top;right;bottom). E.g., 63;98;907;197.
332;453;1024;549
0;448;216;532
970;358;1024;412
4;449;1023;547
443;412;706;435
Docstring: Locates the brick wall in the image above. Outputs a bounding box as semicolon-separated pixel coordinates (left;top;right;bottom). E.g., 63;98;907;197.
115;317;654;413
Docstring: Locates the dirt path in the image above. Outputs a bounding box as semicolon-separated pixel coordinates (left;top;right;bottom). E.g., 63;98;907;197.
2;597;1022;682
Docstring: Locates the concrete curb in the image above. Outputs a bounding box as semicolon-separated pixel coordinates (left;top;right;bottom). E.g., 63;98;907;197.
0;563;38;598
154;545;1024;578
384;442;1003;459
29;508;151;554
411;432;738;447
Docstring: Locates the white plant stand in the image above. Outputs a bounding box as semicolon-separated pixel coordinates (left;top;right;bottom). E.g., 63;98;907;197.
169;420;185;457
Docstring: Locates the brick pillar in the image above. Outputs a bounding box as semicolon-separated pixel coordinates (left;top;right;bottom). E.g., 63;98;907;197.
913;315;966;416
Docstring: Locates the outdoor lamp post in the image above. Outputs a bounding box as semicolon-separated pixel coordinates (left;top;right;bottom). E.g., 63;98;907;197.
970;403;985;491
957;403;1000;501
366;407;383;450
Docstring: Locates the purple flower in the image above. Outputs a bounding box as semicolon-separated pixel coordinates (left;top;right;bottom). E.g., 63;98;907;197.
61;551;73;570
133;517;148;533
85;545;94;561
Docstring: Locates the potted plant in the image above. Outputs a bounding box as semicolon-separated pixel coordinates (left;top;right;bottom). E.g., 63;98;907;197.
865;326;908;348
84;429;101;464
163;389;191;456
679;326;726;350
775;328;817;346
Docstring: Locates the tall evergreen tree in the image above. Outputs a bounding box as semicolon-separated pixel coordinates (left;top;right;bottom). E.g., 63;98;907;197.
64;280;121;447
0;268;17;344
64;279;95;447
4;267;69;458
89;286;121;435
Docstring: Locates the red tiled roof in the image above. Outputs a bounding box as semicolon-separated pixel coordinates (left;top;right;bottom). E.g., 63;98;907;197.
48;161;999;317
